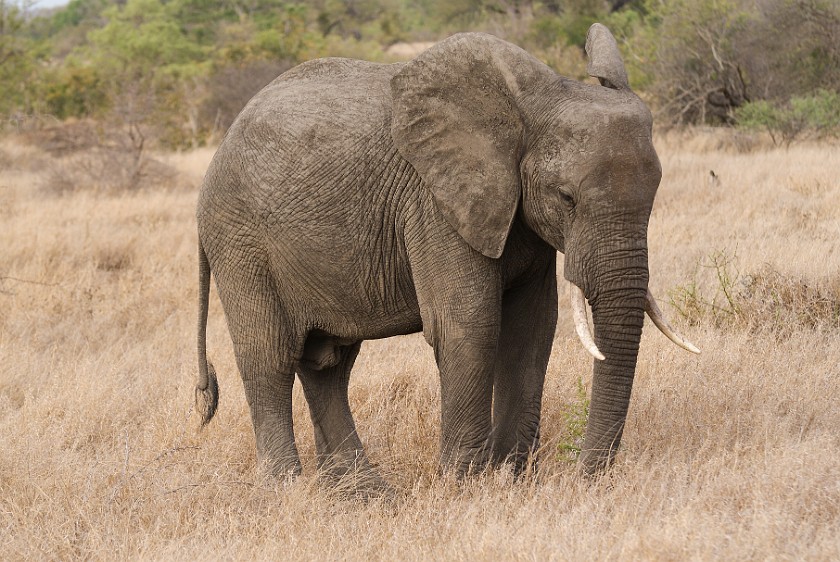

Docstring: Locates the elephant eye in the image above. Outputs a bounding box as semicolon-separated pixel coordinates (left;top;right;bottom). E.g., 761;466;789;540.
559;190;575;207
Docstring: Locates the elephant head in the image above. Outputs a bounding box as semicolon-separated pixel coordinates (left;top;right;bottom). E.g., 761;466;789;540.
391;24;698;473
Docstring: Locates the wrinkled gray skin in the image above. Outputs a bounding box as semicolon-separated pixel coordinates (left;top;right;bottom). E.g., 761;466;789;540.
195;24;661;489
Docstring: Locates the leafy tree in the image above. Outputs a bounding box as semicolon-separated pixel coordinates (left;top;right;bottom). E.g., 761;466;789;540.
529;2;610;48
85;0;205;79
1;0;40;117
760;0;840;98
3;0;837;141
49;0;109;32
81;0;209;145
611;0;840;126
641;0;753;124
43;65;106;118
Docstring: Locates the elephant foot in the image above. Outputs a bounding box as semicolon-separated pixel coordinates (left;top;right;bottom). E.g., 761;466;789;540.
257;451;303;480
318;456;394;501
578;447;618;477
499;453;539;479
330;470;395;502
489;439;540;477
440;444;493;479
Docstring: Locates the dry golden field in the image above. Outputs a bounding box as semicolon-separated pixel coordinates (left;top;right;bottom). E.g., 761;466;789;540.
1;130;838;560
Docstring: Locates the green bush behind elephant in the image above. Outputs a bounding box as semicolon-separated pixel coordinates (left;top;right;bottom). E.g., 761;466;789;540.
195;23;697;493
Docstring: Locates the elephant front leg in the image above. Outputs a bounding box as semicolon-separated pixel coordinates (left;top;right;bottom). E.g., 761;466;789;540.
490;257;558;473
406;219;502;477
435;329;498;476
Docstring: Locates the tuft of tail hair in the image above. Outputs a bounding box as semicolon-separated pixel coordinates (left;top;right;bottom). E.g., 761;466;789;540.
196;360;219;426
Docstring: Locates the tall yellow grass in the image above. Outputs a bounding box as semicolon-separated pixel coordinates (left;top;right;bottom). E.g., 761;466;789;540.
1;131;838;560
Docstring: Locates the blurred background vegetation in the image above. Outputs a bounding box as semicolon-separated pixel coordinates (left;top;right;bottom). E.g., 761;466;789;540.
2;0;839;149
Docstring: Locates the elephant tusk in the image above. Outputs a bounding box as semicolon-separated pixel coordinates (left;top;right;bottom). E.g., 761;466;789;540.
570;284;606;361
645;290;701;354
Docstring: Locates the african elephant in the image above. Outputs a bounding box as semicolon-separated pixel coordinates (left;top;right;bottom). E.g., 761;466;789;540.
194;23;698;489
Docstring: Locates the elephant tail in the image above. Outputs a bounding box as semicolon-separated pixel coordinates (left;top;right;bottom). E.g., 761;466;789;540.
196;241;219;426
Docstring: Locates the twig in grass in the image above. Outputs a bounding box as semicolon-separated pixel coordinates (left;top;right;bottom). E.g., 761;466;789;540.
160;479;271;496
129;446;201;480
123;431;130;479
0;275;61;295
0;275;60;287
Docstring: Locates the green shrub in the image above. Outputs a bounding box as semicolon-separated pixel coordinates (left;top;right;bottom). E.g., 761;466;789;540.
669;249;742;327
44;67;106;119
736;90;840;146
557;377;590;462
791;90;840;134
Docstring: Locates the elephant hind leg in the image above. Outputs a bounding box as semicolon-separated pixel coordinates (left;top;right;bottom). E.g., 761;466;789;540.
297;341;390;497
213;266;303;478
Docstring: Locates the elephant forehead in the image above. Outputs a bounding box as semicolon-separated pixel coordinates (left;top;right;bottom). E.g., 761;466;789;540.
587;104;652;141
534;101;651;157
564;89;653;135
534;123;655;178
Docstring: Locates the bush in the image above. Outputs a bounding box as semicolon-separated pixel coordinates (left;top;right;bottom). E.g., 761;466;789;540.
42;146;177;194
670;250;840;334
741;267;840;332
736;90;840;147
669;250;743;328
25;120;178;193
43;67;107;119
199;59;294;142
791;90;840;135
556;377;590;462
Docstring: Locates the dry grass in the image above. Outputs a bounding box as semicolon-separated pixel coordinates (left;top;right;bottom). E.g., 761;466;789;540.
1;129;838;560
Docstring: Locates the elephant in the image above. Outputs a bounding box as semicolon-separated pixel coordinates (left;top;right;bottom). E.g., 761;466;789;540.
194;23;699;490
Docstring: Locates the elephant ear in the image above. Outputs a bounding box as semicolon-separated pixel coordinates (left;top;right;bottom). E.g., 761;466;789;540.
585;23;629;90
390;33;528;259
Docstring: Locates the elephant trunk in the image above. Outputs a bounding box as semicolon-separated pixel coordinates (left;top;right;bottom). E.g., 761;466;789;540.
578;251;649;474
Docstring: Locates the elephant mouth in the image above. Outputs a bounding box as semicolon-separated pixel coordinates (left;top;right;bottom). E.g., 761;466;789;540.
569;283;700;360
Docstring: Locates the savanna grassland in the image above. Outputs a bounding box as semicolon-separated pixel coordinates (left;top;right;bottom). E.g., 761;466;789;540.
1;131;838;560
